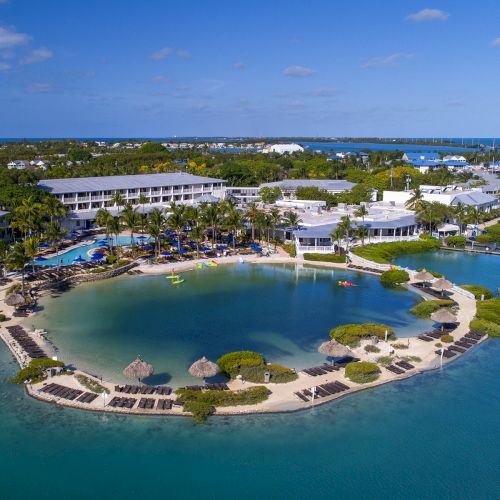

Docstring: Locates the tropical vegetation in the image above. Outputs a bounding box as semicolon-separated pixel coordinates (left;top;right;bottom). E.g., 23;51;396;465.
329;323;394;346
345;361;380;384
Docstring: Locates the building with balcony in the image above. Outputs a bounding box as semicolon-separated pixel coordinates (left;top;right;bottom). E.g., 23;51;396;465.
38;172;226;230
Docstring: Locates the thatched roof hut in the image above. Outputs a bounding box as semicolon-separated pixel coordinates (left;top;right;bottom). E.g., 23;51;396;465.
431;309;457;324
414;269;435;283
188;356;220;379
5;293;26;308
432;278;453;290
122;357;154;380
318;340;352;358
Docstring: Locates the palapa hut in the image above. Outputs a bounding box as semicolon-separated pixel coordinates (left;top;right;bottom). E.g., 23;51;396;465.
188;356;220;381
123;357;154;381
432;277;453;296
318;340;352;361
5;293;26;308
431;309;457;330
414;269;435;287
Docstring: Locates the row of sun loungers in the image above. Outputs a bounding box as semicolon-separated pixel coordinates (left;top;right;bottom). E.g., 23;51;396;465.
126;269;143;275
302;364;340;376
6;325;48;359
386;360;415;375
108;396;181;410
418;325;458;342
77;392;99;403
41;383;83;401
295;380;350;402
115;385;172;395
108;397;137;408
348;264;383;274
411;282;454;299
180;383;230;391
138;398;155;409
436;331;486;359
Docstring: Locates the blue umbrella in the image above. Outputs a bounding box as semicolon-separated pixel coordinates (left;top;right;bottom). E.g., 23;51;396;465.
178;248;188;254
38;242;50;248
34;256;47;262
72;255;86;263
69;231;79;237
96;240;108;245
201;247;211;252
143;244;154;250
253;246;263;252
91;253;105;261
160;251;172;256
137;235;148;240
216;245;226;250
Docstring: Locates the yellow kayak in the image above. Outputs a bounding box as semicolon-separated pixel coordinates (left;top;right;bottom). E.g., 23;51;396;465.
166;275;180;279
172;279;184;285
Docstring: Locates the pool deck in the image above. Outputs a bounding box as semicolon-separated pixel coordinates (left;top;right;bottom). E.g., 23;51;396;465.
0;252;484;417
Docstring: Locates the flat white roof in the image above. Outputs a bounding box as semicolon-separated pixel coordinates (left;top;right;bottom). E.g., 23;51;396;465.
38;173;226;195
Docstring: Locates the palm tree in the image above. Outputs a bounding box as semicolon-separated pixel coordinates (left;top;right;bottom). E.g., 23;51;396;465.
96;208;113;244
338;215;352;252
167;202;186;252
452;203;466;234
282;211;303;245
356;225;368;246
330;226;344;254
354;205;368;222
43;196;68;224
189;223;205;259
107;217;121;254
405;188;424;210
11;195;42;240
147;208;165;257
224;209;246;250
137;192;149;234
7;243;30;293
245;202;260;242
44;222;67;266
200;202;223;248
0;240;9;278
24;236;40;273
111;191;126;214
268;208;281;250
121;203;139;246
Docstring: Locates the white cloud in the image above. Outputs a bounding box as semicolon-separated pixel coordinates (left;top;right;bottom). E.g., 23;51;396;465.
21;47;53;64
308;87;336;97
0;62;10;71
150;47;173;60
231;62;244;69
0;26;30;49
283;65;315;77
406;8;449;22
27;82;52;93
492;38;500;47
176;49;191;58
363;52;412;68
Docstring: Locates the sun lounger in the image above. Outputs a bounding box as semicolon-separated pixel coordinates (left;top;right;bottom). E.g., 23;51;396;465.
295;392;309;402
449;345;466;353
387;365;405;375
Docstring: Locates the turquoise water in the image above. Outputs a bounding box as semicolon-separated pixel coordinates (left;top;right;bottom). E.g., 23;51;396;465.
32;264;430;386
1;336;499;499
395;250;500;293
39;235;148;266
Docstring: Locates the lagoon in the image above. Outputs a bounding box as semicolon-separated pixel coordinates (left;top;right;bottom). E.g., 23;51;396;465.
32;264;430;386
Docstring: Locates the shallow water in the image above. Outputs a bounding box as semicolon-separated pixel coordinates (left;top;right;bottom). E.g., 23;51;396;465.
1;337;499;499
31;264;430;386
395;250;500;293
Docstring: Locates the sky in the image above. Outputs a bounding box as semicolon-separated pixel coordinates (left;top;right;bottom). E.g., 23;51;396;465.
1;0;500;137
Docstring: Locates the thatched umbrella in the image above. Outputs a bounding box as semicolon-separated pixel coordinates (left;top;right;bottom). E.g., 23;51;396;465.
5;293;26;308
188;356;220;381
414;269;434;286
431;309;457;331
122;356;154;381
432;277;453;296
318;340;352;358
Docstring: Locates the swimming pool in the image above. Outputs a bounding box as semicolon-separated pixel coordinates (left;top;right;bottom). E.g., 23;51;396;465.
37;235;151;266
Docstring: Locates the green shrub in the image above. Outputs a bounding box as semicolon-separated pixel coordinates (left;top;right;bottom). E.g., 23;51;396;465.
445;235;466;247
376;356;394;367
330;323;394;346
29;358;64;368
440;334;454;343
303;253;346;263
345;362;380;384
380;269;410;286
435;342;442;347
391;343;409;350
0;313;6;322
10;358;65;384
106;255;117;264
475;233;498;244
364;345;380;353
469;319;500;337
410;299;454;318
177;386;270;421
475;298;500;324
461;285;493;300
351;238;440;264
281;244;296;257
419;233;435;240
403;356;422;363
75;374;109;394
216;351;263;377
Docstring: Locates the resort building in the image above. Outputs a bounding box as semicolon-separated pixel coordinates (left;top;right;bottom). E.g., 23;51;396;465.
225;187;261;205
261;143;304;154
7;160;30;170
402;153;469;173
37;173;226;230
260;179;357;199
383;186;499;212
289;202;418;255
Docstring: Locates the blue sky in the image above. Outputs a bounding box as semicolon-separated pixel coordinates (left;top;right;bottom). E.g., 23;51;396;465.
1;0;500;137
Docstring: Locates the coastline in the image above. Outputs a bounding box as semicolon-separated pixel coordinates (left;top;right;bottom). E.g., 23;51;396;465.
0;252;482;418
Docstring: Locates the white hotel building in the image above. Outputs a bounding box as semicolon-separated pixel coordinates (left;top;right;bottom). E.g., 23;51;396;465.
38;173;226;230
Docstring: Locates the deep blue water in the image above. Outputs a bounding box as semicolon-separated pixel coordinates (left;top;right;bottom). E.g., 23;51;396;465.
395;250;500;294
1;335;499;499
